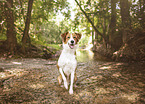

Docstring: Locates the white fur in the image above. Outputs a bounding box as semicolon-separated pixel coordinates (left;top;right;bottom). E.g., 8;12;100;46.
58;34;78;94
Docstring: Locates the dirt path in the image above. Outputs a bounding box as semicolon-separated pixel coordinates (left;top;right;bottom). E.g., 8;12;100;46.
0;58;145;104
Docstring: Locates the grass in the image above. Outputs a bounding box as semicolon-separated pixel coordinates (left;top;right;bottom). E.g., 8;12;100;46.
47;44;62;51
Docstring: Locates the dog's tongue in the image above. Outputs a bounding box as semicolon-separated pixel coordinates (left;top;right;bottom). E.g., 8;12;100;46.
70;44;74;49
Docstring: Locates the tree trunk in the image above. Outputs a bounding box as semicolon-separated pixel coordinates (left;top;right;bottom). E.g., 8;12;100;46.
103;17;107;48
120;0;131;43
109;0;117;48
93;32;98;51
4;0;17;55
22;0;33;53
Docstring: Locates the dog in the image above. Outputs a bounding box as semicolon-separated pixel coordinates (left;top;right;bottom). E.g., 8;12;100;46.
57;32;81;94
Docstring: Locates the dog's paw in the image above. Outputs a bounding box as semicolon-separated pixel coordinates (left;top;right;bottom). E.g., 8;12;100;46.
69;89;73;94
64;81;68;90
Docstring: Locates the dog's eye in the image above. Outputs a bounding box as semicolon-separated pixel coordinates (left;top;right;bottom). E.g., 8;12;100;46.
67;37;70;38
73;37;76;38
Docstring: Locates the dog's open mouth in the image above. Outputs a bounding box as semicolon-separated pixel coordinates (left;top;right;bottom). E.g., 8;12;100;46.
69;43;74;49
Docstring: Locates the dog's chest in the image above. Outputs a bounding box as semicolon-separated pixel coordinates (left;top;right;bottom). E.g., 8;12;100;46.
58;52;77;66
58;51;77;74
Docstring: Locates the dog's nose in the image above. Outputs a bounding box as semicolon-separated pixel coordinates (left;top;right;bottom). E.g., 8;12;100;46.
71;40;74;44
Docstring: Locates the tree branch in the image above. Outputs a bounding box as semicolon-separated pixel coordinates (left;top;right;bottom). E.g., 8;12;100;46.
74;0;109;44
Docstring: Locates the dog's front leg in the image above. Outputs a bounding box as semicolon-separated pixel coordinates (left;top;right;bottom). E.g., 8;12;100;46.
59;68;68;90
69;71;75;94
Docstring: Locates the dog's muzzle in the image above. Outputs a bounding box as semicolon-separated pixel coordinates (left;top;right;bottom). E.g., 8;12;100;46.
68;40;75;49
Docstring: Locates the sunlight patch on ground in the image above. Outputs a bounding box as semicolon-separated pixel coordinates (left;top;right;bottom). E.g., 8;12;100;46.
0;72;7;78
29;83;45;89
12;62;22;65
115;63;125;66
112;72;122;78
100;62;115;66
94;87;110;94
90;75;103;80
99;66;111;70
5;68;28;76
120;93;139;102
81;75;103;84
0;68;28;79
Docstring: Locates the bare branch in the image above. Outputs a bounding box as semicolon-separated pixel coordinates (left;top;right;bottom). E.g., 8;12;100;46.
74;0;108;42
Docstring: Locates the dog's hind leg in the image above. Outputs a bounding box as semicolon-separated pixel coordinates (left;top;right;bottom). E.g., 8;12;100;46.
57;74;62;86
74;73;77;83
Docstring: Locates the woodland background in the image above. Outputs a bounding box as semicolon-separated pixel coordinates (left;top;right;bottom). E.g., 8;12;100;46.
0;0;145;61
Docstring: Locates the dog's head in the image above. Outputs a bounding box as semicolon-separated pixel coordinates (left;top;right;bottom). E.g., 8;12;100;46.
61;32;81;49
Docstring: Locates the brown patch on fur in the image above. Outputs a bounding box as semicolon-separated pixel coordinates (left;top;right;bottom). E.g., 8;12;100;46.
74;72;77;83
56;64;59;70
61;32;82;44
75;33;82;43
57;74;62;86
57;72;77;86
61;32;69;43
64;33;71;44
57;64;62;85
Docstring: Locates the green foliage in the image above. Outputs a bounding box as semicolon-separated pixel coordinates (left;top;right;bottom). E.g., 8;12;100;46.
47;44;62;50
0;34;6;40
79;35;90;46
1;0;144;50
0;0;70;45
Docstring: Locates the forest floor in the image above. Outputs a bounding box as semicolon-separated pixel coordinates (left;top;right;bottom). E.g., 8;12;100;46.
0;58;145;104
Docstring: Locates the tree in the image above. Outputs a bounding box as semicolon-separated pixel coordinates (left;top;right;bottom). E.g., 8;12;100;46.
109;0;117;48
22;0;34;53
74;0;110;46
4;0;17;55
120;0;131;43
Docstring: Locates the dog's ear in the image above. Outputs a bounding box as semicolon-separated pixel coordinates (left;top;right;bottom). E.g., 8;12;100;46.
75;33;82;40
61;32;69;42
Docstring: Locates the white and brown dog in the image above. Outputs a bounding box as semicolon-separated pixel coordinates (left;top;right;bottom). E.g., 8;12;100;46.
57;32;81;94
